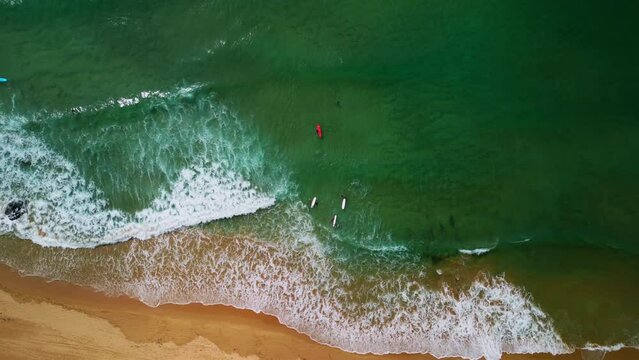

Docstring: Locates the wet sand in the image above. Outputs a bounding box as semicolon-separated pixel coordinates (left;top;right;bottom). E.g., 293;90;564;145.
0;263;636;360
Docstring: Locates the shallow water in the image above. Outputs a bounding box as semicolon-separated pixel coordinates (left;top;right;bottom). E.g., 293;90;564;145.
1;1;638;359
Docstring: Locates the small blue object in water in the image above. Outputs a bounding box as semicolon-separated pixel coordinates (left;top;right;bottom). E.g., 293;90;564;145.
0;77;8;83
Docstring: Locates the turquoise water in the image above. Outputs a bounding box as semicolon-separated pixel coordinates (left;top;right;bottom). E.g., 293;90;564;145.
1;0;638;358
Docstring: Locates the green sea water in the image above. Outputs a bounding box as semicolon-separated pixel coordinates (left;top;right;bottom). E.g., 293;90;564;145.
1;0;638;357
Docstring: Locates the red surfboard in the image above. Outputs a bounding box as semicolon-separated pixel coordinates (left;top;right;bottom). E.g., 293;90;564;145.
316;124;323;139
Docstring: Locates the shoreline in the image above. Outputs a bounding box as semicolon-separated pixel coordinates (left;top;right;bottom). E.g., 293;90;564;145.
0;263;636;360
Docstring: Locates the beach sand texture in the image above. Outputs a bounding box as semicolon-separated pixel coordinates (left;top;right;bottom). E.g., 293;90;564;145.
0;264;636;360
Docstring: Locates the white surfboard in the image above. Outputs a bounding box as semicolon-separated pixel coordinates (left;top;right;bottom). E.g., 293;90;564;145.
341;197;347;210
310;196;317;208
332;215;337;227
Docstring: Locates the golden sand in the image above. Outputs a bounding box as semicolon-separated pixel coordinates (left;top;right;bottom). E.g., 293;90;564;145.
0;263;636;360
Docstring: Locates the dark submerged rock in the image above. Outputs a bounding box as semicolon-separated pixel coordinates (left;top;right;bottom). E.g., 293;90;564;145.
5;200;28;221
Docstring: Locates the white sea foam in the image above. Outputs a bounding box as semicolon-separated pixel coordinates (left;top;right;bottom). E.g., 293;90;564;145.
459;239;500;256
361;244;408;252
0;0;21;6
206;39;227;55
582;343;627;352
0;87;277;247
511;235;534;244
62;88;174;116
1;218;571;360
107;16;130;27
459;247;495;256
0;190;571;360
0;85;571;360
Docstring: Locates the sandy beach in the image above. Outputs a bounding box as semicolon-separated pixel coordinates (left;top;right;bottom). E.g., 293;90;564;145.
0;263;635;360
2;1;639;359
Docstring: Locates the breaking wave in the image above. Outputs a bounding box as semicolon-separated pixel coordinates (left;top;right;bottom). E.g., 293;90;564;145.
459;247;495;256
0;212;570;360
0;84;571;360
0;85;283;247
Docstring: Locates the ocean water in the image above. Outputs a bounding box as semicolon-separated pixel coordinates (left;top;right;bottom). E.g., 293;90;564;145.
1;1;638;359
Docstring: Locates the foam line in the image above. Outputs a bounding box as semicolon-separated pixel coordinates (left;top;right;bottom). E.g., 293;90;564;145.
0;206;571;360
459;247;495;256
0;86;279;247
0;85;572;360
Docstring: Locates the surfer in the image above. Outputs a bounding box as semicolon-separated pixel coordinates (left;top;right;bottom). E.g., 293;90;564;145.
315;123;323;139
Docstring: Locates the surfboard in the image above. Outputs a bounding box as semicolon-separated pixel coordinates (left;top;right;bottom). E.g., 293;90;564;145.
332;215;337;227
0;78;8;83
310;197;317;208
341;197;346;210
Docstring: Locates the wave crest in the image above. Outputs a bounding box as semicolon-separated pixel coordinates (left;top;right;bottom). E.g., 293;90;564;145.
0;219;570;360
0;86;280;247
